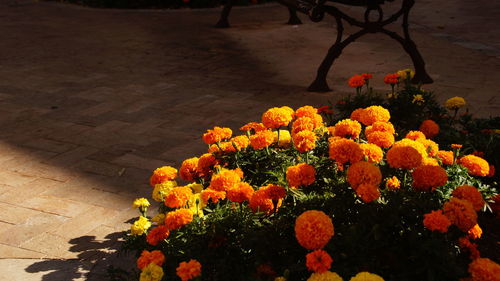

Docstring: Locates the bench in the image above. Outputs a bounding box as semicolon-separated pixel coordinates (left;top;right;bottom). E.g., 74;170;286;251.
217;0;433;92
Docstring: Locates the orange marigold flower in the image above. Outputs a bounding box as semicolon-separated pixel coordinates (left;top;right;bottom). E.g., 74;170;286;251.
452;185;485;211
261;184;287;200
293;130;317;153
348;74;366;88
412;165;448;192
384;73;400;85
405;130;426;140
419;120;440;138
196;153;217;179
230;135;250;151
240;122;266;133
137;250;165;270
146;225;170;246
295;105;318;118
209;168;243;191
164;208;193;230
347;161;382;190
208;141;237;154
468;224;482;240
150;166;178;187
443;197;478;232
359;106;391;126
329;138;363;165
262;107;294;129
317;105;334;114
250;130;275;150
200;188;226;204
180;157;199;182
487;164;495;177
459;155;490;177
386;139;427;169
423;210;451;233
437;150;454;165
468;258;500;281
365;121;395;136
306;249;333;273
350;108;365;122
459;237;481;260
385;176;400;191
226;182;254;203
176;259;202;281
333;119;362;139
249;188;281;214
362;73;373;80
164;186;193;208
292;117;316;135
451;144;463;149
295;210;334;250
355;183;380;203
366;131;395;148
286;163;316;188
202;126;232;145
416;138;439;157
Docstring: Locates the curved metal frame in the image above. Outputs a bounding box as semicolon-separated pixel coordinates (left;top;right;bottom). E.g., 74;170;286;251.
303;0;433;91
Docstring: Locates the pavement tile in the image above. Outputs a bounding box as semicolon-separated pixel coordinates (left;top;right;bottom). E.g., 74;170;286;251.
0;202;44;225
112;153;167;171
0;243;46;259
0;178;64;204
22;195;94;218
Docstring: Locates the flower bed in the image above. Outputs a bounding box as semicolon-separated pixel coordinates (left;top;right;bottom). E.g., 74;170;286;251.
123;70;500;281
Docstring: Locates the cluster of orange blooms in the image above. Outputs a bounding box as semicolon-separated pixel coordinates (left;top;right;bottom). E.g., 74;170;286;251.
133;102;499;281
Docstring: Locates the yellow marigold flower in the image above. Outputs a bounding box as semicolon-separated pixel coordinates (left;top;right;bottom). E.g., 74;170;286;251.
349;272;385;281
445;96;466;110
412;94;425;105
397;69;415;80
416;138;439;157
231;135;250;150
208;168;243;192
151;213;165;225
202;126;232;145
452;185;485;211
386;139;427;169
419;120;439;138
423;157;440;166
468;224;483;240
250;130;275;150
176;259;202;281
329;138;363;165
164;185;193;208
306;249;333;273
468;258;500;281
164;208;193;230
437;150;454;165
139;263;164;281
273;129;292;147
131;216;152;236
275;277;287;281
423;210;451;233
188;193;206;217
150;166;177;187
459;155;490;177
293;130;317;153
179;157;199;182
152;180;177;202
133;198;150;209
442;197;477;232
385;176;400;191
347;161;382;190
350;108;365;122
355;183;380;203
366;131;395;148
359;106;390;126
405;130;426;140
286;163;316;188
333;119;362;139
295;210;334;250
307;271;344;281
364;121;395;136
412;165;448;192
226;182;254;203
262;107;294;129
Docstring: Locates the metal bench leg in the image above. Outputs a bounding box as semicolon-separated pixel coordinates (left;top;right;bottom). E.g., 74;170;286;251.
215;0;234;28
287;8;302;25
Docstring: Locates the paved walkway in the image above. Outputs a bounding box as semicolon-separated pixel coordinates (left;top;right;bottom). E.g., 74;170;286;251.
0;0;498;280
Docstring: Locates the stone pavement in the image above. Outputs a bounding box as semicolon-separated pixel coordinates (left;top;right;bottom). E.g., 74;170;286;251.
0;0;498;280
